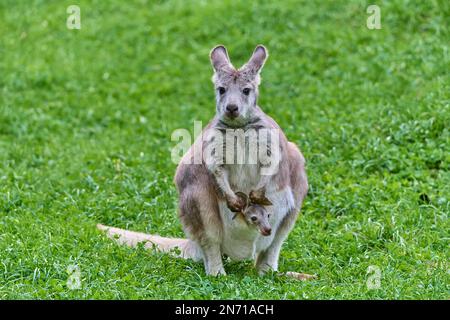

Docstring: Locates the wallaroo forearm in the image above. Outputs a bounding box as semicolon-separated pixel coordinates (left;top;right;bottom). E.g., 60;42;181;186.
211;166;234;198
203;133;233;197
202;128;249;212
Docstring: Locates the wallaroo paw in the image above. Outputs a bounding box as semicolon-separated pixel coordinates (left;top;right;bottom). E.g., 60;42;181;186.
283;271;317;281
226;193;247;212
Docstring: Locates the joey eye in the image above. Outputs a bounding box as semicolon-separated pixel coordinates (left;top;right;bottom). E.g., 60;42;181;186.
251;216;257;222
218;87;226;95
242;88;251;96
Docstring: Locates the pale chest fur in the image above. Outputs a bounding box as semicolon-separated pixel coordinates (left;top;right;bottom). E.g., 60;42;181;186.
223;128;266;193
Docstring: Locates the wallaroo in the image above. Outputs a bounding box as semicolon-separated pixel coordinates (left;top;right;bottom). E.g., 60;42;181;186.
98;45;315;280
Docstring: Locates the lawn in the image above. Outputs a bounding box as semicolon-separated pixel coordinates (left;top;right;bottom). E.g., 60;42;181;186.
0;0;448;299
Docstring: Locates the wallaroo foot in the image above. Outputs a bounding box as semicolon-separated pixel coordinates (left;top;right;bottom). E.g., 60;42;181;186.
257;263;277;276
282;271;317;281
206;266;227;277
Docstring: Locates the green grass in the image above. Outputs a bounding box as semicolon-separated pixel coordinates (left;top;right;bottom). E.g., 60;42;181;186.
0;0;449;299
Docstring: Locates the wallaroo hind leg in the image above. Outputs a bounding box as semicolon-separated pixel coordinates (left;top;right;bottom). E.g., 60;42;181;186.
260;142;315;280
254;210;316;280
179;196;225;276
176;159;226;276
178;182;225;276
200;241;225;276
255;209;298;275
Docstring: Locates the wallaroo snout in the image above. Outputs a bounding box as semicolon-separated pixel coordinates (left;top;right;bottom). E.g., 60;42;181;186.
98;45;315;280
225;104;239;118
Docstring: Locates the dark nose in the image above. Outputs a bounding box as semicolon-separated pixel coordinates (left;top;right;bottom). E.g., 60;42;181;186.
226;104;238;113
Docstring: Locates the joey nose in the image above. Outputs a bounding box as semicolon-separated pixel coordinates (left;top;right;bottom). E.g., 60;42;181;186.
225;104;239;117
261;227;272;236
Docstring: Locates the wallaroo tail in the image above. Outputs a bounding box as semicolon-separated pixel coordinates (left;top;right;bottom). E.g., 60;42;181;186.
96;224;203;261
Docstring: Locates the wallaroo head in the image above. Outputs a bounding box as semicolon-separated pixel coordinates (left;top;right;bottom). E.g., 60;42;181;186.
210;45;268;127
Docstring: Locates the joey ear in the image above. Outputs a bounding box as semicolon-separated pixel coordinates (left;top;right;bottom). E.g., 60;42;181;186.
257;196;273;206
249;187;273;206
235;191;250;208
210;45;232;72
241;45;268;75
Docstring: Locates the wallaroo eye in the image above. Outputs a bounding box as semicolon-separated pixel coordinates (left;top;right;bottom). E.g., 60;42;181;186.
242;88;251;96
218;87;226;95
251;216;257;222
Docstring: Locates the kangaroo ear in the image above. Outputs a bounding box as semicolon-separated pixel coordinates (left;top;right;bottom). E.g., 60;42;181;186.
241;45;268;75
210;45;232;72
